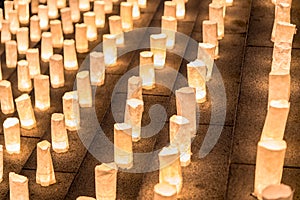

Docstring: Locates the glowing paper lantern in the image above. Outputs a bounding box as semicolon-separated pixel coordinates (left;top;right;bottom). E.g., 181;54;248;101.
197;43;215;81
17;60;32;92
69;0;80;22
48;0;59;19
26;48;41;78
51;113;69;153
0;80;15;114
76;71;93;107
262;184;293;200
30;15;41;42
261;100;289;141
3;117;20;154
49;54;65;88
139;51;155;89
202;20;219;58
9;173;29;200
83;12;97;41
103;34;117;66
4;1;14;20
95;163;118;200
125;98;144;142
159;146;182;193
63;91;80;131
16;27;29;54
173;0;185;19
104;0;113;13
127;76;143;100
57;0;66;9
1;20;11;43
271;42;291;73
120;2;133;32
75;23;89;53
5;40;17;68
63;39;78;70
79;0;90;11
41;32;53;62
153;183;177;200
209;3;224;40
164;1;176;18
15;94;36;129
50;20;64;48
150;33;167;69
36;140;56;186
254;140;287;199
271;3;291;42
114;123;133;169
169;115;191;166
31;0;39;14
94;0;105;28
60;8;74;34
175;87;196;138
18;1;29;25
90;52;105;86
109;15;124;46
127;0;140;20
268;72;290;104
161;16;177;49
274;22;296;44
34;75;50;111
38;5;49;31
8;10;19;34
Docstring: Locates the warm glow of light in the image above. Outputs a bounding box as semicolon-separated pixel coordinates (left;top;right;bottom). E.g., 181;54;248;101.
49;54;65;88
57;0;66;9
41;32;53;62
26;48;41;78
202;20;219;58
121;2;133;32
5;40;17;68
63;91;80;131
0;80;15;114
69;0;80;22
4;1;13;20
77;71;93;108
226;0;233;6
104;0;113;13
51;113;69;153
15;94;36;130
48;0;59;19
3;117;20;154
9;172;29;200
150;33;167;69
60;8;74;34
209;3;224;40
138;0;147;8
16;27;29;54
127;76;143;100
154;183;177;199
17;60;32;92
164;1;176;18
18;1;29;25
128;0;140;19
64;39;78;70
75;23;89;53
50;20;63;48
103;34;117;66
173;0;185;19
38;5;49;31
34;75;50;111
1;20;11;43
90;52;105;86
94;1;105;28
30;15;41;42
262;184;293;200
109;15;124;46
139;51;155;89
161;16;177;49
84;12;97;41
271;3;290;42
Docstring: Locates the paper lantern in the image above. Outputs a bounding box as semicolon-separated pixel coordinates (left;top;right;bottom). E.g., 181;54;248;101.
8;10;19;34
4;1;14;20
159;146;182;193
90;52;105;86
1;20;11;43
254;140;287;199
75;23;89;53
41;32;53;62
15;94;36;129
50;20;64;48
16;27;29;54
34;75;50;111
139;51;155;89
63;39;78;70
49;54;65;88
164;1;176;18
0;80;14;114
271;42;291;73
114;123;133;169
173;0;185;19
48;0;59;19
69;0;80;22
79;0;90;11
95;163;118;200
268;72;290;104
127;76;143;100
30;15;41;42
197;43;215;81
161;16;177;49
109;15;124;46
60;8;74;34
76;71;93;108
175;87;196;138
5;40;17;68
202;20;219;58
9;173;29;200
36;140;56;186
38;5;49;31
127;0;140;20
120;2;133;32
94;0;105;28
103;34;117;66
17;60;32;92
271;3;291;42
274;22;296;45
104;0;113;13
3;117;20;154
51;113;69;153
31;0;39;13
213;0;226;16
150;33;167;69
57;0;66;9
125;98;144;142
83;12;97;41
153;183;177;200
18;1;29;25
62;91;80;131
26;48;41;78
209;3;224;40
169;115;191;166
262;184;293;200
